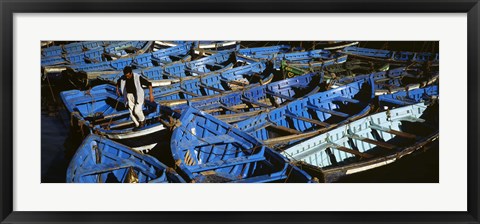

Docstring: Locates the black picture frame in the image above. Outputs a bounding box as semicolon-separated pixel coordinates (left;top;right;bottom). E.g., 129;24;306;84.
1;0;479;223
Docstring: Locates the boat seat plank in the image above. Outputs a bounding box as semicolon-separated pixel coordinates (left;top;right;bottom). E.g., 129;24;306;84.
396;116;426;123
306;104;349;118
180;87;200;97
284;112;329;127
108;120;135;129
223;79;247;87
334;96;360;104
347;134;397;150
241;97;271;108
219;103;242;113
184;68;207;76
265;119;302;134
329;144;373;159
189;155;265;173
370;124;417;139
198;83;225;93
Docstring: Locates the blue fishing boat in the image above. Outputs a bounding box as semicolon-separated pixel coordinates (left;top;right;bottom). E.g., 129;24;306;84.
237;45;292;57
282;102;439;182
234;78;375;148
343;46;439;63
150;62;275;105
156;41;239;51
42;45;63;57
166;72;324;123
96;51;234;85
60;61;273;149
282;59;390;79
66;42;184;72
170;106;314;183
239;49;347;69
41;41;153;67
280;54;349;77
59;84;168;150
67;134;185;183
378;85;439;108
333;67;439;95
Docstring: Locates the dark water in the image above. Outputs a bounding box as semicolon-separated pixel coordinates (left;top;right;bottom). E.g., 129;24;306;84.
41;41;439;183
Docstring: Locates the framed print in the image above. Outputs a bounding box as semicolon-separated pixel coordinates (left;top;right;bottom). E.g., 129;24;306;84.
1;0;479;223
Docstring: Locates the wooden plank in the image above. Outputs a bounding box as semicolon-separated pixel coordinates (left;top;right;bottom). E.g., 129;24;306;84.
180;87;199;97
223;79;247;87
241;97;271;108
347;134;398;150
267;123;302;134
219;104;242;113
108;120;135;129
284;112;329;127
198;83;225;93
329;145;373;159
370;124;417;139
305;104;349;118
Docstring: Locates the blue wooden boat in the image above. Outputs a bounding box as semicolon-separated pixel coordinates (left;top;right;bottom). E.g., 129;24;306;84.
280;54;349;77
333;67;439;95
282;59;390;78
156;41;239;51
378;85;439;108
166;72;324;123
66;42;187;73
59;84;169;149
170;106;314;183
237;45;292;57
343;46;439;63
42;45;63;57
234;78;375;148
282;102;439;182
41;41;152;67
239;49;347;69
67;134;185;183
150;62;275;105
96;51;234;85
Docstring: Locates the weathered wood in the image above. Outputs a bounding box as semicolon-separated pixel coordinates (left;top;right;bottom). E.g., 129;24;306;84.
306;104;349;118
223;79;248;87
329;145;373;159
370;125;417;139
348;134;397;150
198;83;225;93
284;112;329;127
266;121;302;134
179;87;200;97
241;97;271;108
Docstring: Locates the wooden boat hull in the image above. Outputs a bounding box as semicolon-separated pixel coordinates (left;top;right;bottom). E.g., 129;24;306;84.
343;46;439;63
379;85;439;108
235;78;375;149
170;107;314;183
282;102;439;182
59;84;167;150
67;134;185;183
167;72;324;123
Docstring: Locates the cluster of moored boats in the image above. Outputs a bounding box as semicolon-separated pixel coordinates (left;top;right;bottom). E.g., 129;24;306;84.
42;41;439;183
